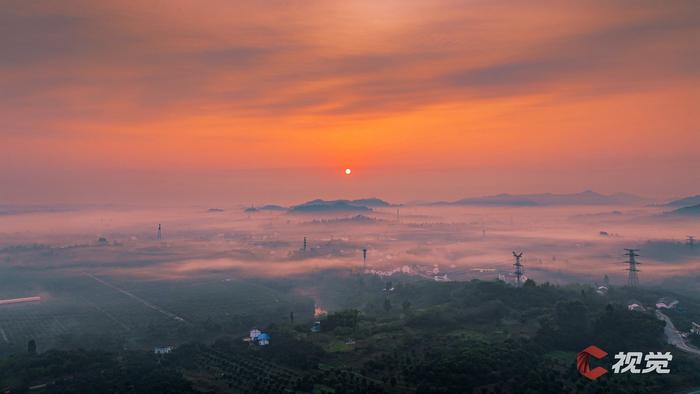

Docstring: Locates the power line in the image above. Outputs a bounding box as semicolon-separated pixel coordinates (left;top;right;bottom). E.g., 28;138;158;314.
512;251;524;287
623;248;640;288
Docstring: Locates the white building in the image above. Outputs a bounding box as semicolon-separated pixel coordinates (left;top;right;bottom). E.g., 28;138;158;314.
154;346;173;354
249;328;261;340
433;273;449;282
656;298;679;309
691;322;700;335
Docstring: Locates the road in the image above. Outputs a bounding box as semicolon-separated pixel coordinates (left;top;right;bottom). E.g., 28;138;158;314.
656;310;700;356
86;273;189;324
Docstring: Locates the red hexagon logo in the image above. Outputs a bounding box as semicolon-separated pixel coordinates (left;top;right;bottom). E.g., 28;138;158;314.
577;345;609;380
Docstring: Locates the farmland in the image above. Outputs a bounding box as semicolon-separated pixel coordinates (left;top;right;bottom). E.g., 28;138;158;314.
0;268;313;355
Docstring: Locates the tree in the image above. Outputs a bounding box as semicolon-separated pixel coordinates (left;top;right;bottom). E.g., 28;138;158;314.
27;339;37;355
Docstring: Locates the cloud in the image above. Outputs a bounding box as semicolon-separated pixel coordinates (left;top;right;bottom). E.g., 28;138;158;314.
0;0;698;203
2;1;697;123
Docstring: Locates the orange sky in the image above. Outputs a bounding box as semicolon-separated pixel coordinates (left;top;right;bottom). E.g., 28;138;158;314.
1;1;698;204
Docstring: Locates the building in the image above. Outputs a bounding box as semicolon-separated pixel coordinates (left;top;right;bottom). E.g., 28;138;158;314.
249;328;261;340
154;346;173;354
691;322;700;335
627;303;645;312
0;296;41;306
433;272;449;282
656;297;679;309
595;285;609;296
255;333;270;346
311;321;321;333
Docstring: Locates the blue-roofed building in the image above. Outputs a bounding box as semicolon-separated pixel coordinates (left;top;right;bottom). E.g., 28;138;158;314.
255;333;270;346
249;328;261;339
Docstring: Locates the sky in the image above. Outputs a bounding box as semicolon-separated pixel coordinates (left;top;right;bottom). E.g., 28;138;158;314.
1;0;699;205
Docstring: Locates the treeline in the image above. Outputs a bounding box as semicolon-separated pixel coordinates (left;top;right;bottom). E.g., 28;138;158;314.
0;349;193;393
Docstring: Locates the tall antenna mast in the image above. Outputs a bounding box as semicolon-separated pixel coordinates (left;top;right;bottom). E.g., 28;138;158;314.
624;248;640;288
512;251;524;287
688;236;695;247
303;236;307;252
157;224;162;241
362;248;368;270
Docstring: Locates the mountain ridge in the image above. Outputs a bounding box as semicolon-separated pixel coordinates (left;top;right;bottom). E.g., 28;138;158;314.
428;190;646;206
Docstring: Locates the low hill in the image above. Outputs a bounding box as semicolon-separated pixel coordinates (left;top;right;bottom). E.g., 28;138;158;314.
290;198;391;213
663;195;700;207
348;198;392;207
243;204;287;213
438;190;644;206
307;214;380;225
669;203;700;216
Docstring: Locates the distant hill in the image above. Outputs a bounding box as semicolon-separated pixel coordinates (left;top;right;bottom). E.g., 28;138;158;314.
259;204;287;211
244;199;390;214
243;204;287;213
290;199;381;213
662;195;700;207
669;204;700;216
308;214;380;224
436;191;645;206
348;198;391;207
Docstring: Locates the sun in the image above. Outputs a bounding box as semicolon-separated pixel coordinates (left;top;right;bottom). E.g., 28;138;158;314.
345;168;352;175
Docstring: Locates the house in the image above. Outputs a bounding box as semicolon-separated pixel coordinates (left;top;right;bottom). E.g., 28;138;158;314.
627;303;645;312
154;346;173;354
596;286;609;296
249;328;261;340
311;321;321;333
656;297;679;309
255;333;270;346
691;322;700;335
433;272;449;282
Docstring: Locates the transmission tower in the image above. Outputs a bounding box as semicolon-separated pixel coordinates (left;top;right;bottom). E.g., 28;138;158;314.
157;224;162;241
303;237;307;252
688;236;695;247
623;249;640;288
512;251;524;287
362;248;368;270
